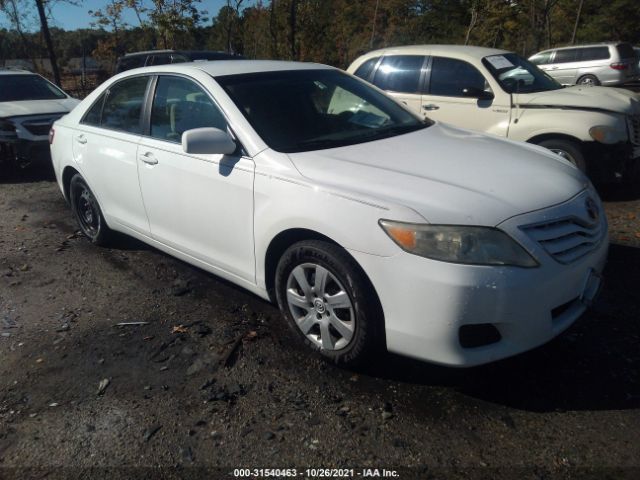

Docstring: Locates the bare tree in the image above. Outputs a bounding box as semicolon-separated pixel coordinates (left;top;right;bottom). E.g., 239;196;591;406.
34;0;60;85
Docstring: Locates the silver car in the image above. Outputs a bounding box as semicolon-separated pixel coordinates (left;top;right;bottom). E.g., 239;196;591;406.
529;42;640;86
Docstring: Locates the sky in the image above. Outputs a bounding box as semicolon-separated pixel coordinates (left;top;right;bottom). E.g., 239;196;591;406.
3;0;237;31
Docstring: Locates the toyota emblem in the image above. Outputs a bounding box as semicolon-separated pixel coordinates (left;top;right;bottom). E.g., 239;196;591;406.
585;197;599;221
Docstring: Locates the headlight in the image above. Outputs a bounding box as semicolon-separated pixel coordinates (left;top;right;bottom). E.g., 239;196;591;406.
589;125;622;144
379;220;538;267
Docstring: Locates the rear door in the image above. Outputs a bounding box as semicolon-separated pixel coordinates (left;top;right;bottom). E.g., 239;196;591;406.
136;74;255;282
72;75;151;234
368;55;427;116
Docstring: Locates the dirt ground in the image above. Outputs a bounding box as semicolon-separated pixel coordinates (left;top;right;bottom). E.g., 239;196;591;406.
0;169;639;480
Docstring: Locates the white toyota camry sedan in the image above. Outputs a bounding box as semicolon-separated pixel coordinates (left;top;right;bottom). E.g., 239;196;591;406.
50;60;608;367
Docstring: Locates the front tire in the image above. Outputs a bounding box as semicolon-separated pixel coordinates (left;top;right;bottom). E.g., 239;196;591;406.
275;240;382;367
537;138;587;173
69;174;113;246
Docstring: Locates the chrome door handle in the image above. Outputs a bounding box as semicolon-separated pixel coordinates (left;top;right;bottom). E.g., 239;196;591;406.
423;104;440;111
76;135;87;144
140;152;158;165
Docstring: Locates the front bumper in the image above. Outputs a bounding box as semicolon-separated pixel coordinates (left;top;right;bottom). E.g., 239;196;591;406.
351;189;608;367
0;138;51;169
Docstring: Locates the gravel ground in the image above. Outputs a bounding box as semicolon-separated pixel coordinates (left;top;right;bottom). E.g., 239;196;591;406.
0;170;639;480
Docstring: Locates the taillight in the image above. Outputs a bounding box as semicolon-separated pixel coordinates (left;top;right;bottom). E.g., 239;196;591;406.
610;63;628;70
49;127;55;145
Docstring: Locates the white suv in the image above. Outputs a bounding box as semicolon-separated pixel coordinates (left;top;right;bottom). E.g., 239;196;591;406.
0;69;79;172
348;45;640;182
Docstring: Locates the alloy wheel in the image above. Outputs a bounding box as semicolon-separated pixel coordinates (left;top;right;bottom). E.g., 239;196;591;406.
285;263;355;351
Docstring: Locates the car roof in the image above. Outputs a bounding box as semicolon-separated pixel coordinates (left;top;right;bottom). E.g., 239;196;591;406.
123;60;333;77
354;44;511;63
536;42;627;54
0;68;37;76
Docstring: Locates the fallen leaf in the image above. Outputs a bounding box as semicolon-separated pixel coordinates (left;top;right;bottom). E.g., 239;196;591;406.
171;325;188;334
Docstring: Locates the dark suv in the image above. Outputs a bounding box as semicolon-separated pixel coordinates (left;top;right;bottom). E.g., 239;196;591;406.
114;50;243;74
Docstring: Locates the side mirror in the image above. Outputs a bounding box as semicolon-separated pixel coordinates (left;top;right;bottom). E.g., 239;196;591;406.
462;87;494;101
182;127;236;155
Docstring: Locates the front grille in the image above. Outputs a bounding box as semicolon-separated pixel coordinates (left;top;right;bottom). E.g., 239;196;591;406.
22;121;53;136
629;114;640;145
522;217;604;264
16;114;64;137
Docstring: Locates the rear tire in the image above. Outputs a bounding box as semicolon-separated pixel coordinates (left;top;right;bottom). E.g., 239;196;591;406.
275;240;383;367
69;174;113;246
577;74;600;86
537;138;587;173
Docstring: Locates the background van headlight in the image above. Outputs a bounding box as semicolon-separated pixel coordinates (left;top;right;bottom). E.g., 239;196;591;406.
380;220;538;267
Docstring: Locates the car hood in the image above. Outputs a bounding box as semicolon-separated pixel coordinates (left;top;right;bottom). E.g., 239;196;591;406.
516;85;640;114
287;123;588;226
0;97;80;118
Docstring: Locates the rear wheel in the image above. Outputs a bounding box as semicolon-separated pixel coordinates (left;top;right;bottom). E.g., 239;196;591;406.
537;138;587;173
577;74;600;86
69;174;113;246
275;240;382;367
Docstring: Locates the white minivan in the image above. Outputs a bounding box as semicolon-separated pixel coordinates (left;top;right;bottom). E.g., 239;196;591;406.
348;45;640;182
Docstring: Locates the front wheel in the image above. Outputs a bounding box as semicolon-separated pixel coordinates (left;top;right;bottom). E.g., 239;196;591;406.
275;240;382;367
69;174;113;246
537;138;587;173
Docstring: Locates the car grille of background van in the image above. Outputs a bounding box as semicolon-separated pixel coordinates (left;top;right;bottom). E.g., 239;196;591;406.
522;217;604;264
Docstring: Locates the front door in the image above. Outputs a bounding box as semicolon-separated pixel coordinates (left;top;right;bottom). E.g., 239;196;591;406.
420;56;510;136
137;75;255;282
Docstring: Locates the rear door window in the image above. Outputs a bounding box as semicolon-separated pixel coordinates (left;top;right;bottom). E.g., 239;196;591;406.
100;76;150;134
372;55;425;94
353;57;379;82
577;47;610;61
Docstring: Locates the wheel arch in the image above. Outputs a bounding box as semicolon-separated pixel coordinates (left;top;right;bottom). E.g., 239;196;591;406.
263;229;384;327
526;132;584;147
61;165;81;204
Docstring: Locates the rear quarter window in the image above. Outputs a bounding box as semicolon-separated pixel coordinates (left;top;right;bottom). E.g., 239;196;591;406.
616;43;636;60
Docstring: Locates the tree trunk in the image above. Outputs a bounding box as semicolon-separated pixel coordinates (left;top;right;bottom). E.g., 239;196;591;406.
571;0;584;45
289;0;297;60
35;0;61;86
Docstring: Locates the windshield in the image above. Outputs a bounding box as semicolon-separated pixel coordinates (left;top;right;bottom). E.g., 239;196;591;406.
216;69;431;153
0;74;67;102
482;53;562;94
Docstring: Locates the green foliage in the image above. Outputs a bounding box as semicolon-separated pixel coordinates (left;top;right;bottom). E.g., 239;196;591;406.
1;0;639;72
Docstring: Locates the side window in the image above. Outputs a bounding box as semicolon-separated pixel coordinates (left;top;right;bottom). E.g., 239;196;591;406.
353;57;379;81
578;47;610;61
372;55;425;94
170;54;189;64
81;93;106;126
430;57;487;97
148;55;171;66
553;49;578;64
529;51;552;65
101;76;149;134
150;76;227;143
